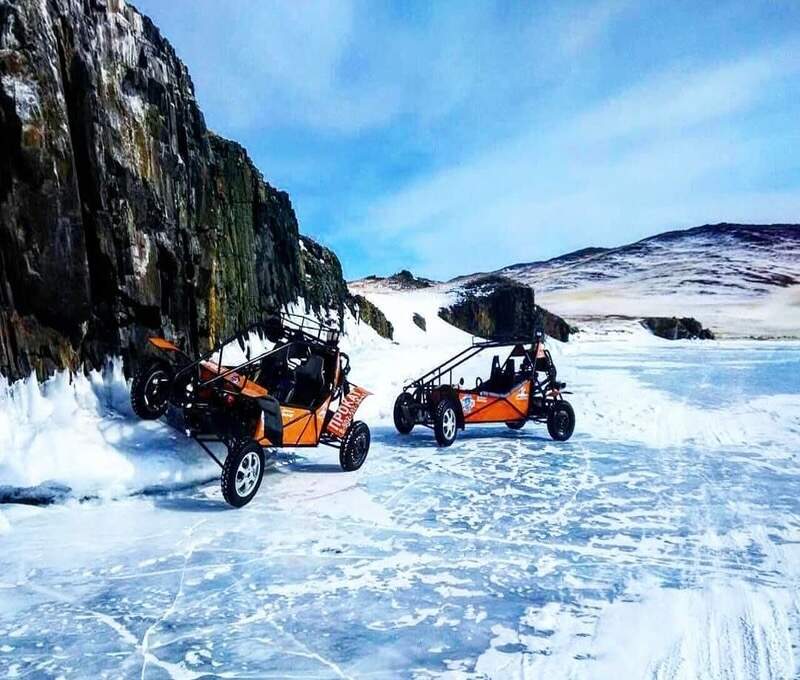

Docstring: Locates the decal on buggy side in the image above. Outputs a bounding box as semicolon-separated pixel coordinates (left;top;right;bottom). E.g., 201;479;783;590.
326;385;371;438
461;394;475;414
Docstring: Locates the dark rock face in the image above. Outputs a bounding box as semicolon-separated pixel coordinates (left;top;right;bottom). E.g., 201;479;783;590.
439;275;575;342
0;0;342;381
641;317;715;340
300;235;393;340
351;294;393;340
538;307;575;343
412;312;426;332
298;235;349;321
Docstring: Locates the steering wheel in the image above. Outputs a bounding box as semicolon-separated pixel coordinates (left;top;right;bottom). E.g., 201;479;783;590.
475;377;483;389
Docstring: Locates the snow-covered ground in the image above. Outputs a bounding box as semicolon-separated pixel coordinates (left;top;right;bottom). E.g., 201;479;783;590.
1;289;800;678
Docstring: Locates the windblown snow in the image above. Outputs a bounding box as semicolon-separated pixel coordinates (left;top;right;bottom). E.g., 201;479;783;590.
1;286;800;679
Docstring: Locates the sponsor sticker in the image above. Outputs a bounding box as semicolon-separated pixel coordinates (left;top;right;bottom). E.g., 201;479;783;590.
326;385;371;438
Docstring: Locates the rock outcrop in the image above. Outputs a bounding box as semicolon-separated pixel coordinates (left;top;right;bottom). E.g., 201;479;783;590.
412;312;426;332
299;235;394;340
351;294;393;340
298;235;349;320
439;275;575;342
641;317;715;340
0;0;348;381
360;270;436;290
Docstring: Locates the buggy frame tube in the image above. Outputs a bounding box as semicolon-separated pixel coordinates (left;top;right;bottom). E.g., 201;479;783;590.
402;336;560;425
194;437;225;469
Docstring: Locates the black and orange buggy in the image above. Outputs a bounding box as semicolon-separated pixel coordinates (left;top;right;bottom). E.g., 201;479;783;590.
393;331;575;447
130;314;371;507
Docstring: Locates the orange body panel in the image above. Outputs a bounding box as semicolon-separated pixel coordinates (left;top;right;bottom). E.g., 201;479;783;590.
149;337;180;351
459;380;530;424
277;396;331;446
279;407;314;445
254;417;267;444
199;361;268;399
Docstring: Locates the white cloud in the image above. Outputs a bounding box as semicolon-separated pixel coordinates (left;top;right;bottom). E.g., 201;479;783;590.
173;0;632;136
572;44;798;143
558;0;633;57
350;41;800;278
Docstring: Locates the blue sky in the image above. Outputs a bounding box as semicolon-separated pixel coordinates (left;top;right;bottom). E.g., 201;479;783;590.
134;0;800;280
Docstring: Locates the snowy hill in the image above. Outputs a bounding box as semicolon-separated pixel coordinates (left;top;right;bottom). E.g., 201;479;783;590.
492;223;800;338
354;224;800;339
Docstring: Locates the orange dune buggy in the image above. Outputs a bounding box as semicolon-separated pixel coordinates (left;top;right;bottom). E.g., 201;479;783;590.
131;314;371;507
393;331;575;446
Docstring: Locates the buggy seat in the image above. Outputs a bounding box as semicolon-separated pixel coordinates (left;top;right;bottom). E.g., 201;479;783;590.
286;355;325;407
475;355;515;394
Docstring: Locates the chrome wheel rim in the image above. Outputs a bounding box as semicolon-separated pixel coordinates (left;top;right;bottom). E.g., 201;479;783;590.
442;408;456;440
235;451;260;497
144;370;169;409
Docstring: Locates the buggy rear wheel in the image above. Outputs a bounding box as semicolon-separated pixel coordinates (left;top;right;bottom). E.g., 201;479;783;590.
547;401;575;441
340;421;370;471
131;361;172;420
221;440;265;508
393;393;415;434
434;399;458;447
506;420;526;430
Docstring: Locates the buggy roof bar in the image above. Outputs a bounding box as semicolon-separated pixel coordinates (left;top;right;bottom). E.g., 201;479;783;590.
470;332;544;347
169;312;341;390
281;312;340;344
405;333;544;390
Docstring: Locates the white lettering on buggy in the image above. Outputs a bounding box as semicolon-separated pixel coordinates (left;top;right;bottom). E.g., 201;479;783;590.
326;386;370;438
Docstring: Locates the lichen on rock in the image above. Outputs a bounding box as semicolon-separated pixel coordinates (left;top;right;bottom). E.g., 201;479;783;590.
0;0;325;380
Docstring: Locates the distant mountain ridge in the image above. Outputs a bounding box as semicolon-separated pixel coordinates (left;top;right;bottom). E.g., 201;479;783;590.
353;224;800;339
494;223;798;292
493;223;800;338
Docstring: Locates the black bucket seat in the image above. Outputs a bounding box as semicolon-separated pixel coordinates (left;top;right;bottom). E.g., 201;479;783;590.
287;355;325;407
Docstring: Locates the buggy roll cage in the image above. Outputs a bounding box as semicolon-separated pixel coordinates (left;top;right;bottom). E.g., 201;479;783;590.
403;332;550;393
166;313;347;396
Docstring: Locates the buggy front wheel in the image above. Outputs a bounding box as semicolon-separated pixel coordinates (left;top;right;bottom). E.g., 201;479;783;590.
547;401;575;441
340;421;371;471
393;393;415;434
131;361;172;420
434;399;458;447
221;440;265;508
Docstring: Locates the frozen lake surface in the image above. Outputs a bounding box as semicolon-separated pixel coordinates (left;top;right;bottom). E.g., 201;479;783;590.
1;339;800;679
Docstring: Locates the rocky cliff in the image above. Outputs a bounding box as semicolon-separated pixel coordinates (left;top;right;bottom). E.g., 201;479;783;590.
299;235;393;340
0;0;349;381
439;275;575;342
